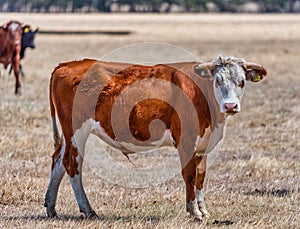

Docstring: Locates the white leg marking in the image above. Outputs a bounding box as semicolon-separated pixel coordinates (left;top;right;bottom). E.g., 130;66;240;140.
186;199;203;220
45;136;66;217
196;189;210;218
68;154;96;218
70;121;97;218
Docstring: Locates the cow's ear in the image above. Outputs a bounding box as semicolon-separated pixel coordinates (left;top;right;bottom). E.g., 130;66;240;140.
2;24;8;31
34;28;39;33
244;62;267;82
194;62;214;78
22;25;30;33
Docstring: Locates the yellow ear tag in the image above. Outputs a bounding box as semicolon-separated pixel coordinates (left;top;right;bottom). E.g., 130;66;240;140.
24;27;29;33
252;73;261;82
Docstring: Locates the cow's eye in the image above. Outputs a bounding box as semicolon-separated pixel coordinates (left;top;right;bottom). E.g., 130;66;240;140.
239;79;245;88
215;78;221;87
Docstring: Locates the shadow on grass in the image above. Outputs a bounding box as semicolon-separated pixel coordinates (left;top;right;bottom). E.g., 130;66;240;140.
2;213;238;227
1;213;163;223
212;219;234;226
244;188;294;197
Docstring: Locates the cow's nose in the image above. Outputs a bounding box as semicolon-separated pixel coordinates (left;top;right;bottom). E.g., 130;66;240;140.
224;103;238;113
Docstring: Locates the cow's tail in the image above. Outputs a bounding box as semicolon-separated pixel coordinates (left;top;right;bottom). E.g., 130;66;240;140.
49;73;61;151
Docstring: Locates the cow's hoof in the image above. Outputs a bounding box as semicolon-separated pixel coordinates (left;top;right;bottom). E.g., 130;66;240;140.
15;89;22;95
199;207;210;219
86;210;98;219
187;200;203;221
46;208;57;218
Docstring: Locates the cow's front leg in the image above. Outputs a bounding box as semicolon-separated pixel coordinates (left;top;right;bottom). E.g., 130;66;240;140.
182;157;203;220
195;153;210;218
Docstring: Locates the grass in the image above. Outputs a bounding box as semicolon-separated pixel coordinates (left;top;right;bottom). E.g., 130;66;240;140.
0;13;299;228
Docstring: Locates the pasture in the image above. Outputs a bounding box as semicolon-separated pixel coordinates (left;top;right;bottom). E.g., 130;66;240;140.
0;13;299;228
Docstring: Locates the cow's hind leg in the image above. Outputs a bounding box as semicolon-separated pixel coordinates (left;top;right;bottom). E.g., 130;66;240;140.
182;157;203;220
14;69;21;94
20;64;25;77
44;137;66;217
67;144;97;218
10;64;24;77
195;153;210;218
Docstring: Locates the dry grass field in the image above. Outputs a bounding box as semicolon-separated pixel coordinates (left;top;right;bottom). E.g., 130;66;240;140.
0;13;299;228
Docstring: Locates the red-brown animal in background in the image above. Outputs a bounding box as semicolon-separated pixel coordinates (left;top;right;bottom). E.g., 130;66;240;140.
0;20;22;94
45;56;267;220
8;25;39;77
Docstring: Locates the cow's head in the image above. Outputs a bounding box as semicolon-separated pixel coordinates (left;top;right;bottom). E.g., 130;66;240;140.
22;25;38;49
5;21;22;44
194;55;267;114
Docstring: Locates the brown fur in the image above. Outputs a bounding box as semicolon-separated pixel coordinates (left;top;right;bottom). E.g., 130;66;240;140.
0;20;22;94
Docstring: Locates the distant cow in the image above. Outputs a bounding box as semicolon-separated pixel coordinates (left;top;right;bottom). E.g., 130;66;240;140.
0;20;22;94
45;56;267;220
9;25;38;77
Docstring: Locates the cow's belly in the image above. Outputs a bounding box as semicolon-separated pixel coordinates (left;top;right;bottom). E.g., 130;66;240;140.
91;119;175;154
72;119;215;156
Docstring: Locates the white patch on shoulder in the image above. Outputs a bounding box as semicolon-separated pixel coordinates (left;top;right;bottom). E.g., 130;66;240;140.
206;122;226;154
194;127;212;152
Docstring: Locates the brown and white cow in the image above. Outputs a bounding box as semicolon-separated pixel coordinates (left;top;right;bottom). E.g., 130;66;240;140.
45;55;267;220
0;20;22;94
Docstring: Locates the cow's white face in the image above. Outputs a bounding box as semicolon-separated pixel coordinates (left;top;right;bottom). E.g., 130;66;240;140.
194;55;267;115
213;63;246;114
6;21;22;44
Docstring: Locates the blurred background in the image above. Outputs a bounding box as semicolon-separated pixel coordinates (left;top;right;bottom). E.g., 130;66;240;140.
1;0;300;13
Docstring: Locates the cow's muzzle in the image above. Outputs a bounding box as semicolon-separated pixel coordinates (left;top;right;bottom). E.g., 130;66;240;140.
224;103;239;114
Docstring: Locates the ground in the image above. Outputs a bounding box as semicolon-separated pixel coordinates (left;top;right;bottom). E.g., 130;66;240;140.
0;13;299;228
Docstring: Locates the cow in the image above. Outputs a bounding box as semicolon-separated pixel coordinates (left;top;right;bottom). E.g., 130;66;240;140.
8;25;39;77
44;55;267;220
0;20;22;94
